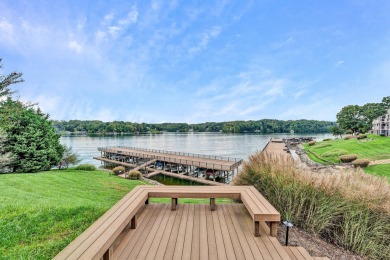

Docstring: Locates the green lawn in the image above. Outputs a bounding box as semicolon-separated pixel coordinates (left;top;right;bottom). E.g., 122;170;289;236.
0;169;148;259
303;134;390;164
0;169;231;259
364;164;390;181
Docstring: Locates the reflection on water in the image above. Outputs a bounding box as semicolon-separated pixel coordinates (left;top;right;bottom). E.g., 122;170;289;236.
149;174;207;186
60;132;332;166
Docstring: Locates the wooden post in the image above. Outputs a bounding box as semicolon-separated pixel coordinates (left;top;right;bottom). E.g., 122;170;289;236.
130;215;137;229
254;221;260;237
270;222;278;237
103;245;113;260
171;198;178;211
210;198;216;211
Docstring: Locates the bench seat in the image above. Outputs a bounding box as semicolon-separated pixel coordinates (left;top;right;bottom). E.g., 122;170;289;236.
55;186;280;259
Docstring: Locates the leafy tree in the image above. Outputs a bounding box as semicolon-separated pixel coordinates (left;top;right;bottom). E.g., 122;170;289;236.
0;99;64;172
0;128;14;172
58;145;81;169
0;59;24;98
359;103;386;133
330;125;344;138
382;96;390;109
336;105;363;134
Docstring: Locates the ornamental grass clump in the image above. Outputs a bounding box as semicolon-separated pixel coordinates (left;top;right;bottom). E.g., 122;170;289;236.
352;159;370;168
313;143;332;149
322;149;348;157
74;164;96;171
128;170;142;179
339;154;358;163
233;152;390;259
112;166;125;175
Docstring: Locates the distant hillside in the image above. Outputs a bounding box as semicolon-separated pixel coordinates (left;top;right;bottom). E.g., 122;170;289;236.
52;119;336;134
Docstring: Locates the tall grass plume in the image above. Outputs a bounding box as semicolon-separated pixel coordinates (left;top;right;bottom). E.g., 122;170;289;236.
233;152;390;259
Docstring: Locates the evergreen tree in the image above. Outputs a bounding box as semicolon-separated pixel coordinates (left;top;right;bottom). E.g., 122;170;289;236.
0;99;64;172
0;59;23;98
0;127;14;172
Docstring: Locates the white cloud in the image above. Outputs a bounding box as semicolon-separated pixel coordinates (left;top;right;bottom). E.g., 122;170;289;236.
0;19;15;45
264;80;285;96
108;26;120;38
335;60;344;68
103;13;114;24
151;0;161;11
68;40;82;53
119;6;138;25
96;5;138;41
189;26;221;54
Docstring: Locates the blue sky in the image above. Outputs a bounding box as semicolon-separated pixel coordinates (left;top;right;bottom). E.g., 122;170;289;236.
1;0;389;123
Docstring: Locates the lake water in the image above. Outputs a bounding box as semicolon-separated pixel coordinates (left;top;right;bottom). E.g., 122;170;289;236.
60;132;332;166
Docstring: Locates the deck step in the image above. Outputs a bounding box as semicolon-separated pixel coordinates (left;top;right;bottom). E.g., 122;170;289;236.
283;246;314;260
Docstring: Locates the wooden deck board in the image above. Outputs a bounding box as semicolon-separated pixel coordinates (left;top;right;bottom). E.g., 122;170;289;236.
199;204;208;260
172;204;190;260
216;204;237;260
221;204;246;260
223;204;254;260
191;204;200;260
112;203;296;260
163;204;184;260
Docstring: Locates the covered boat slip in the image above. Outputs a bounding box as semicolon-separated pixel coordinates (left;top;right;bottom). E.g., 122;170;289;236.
55;186;328;260
97;146;243;171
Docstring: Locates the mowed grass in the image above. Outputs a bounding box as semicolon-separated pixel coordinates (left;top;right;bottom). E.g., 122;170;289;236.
364;164;390;181
0;169;149;259
0;169;231;259
303;134;390;164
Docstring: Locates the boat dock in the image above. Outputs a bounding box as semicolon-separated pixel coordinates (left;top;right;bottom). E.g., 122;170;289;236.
94;146;243;185
262;138;292;158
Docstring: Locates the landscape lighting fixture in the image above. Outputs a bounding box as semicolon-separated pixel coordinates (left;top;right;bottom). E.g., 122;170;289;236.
283;220;294;246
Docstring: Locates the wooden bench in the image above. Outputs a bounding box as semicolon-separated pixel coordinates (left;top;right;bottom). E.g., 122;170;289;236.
55;186;280;260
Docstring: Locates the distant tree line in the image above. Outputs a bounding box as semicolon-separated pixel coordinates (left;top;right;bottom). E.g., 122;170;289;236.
332;96;390;136
52;119;336;134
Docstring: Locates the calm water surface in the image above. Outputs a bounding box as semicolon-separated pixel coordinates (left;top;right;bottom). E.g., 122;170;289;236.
60;132;332;166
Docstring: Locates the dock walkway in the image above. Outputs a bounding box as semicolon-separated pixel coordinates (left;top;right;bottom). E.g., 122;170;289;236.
98;146;242;171
94;156;226;186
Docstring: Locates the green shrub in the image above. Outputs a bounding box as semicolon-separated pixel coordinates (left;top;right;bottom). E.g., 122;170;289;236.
357;134;368;140
313;143;332;149
74;164;96;171
128;170;142;179
339;154;358;163
112;166;125;175
352;159;370;168
323;149;348;157
308;141;316;146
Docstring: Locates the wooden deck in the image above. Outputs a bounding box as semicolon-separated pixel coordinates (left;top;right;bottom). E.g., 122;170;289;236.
55;186;328;260
112;203;290;260
98;146;242;171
